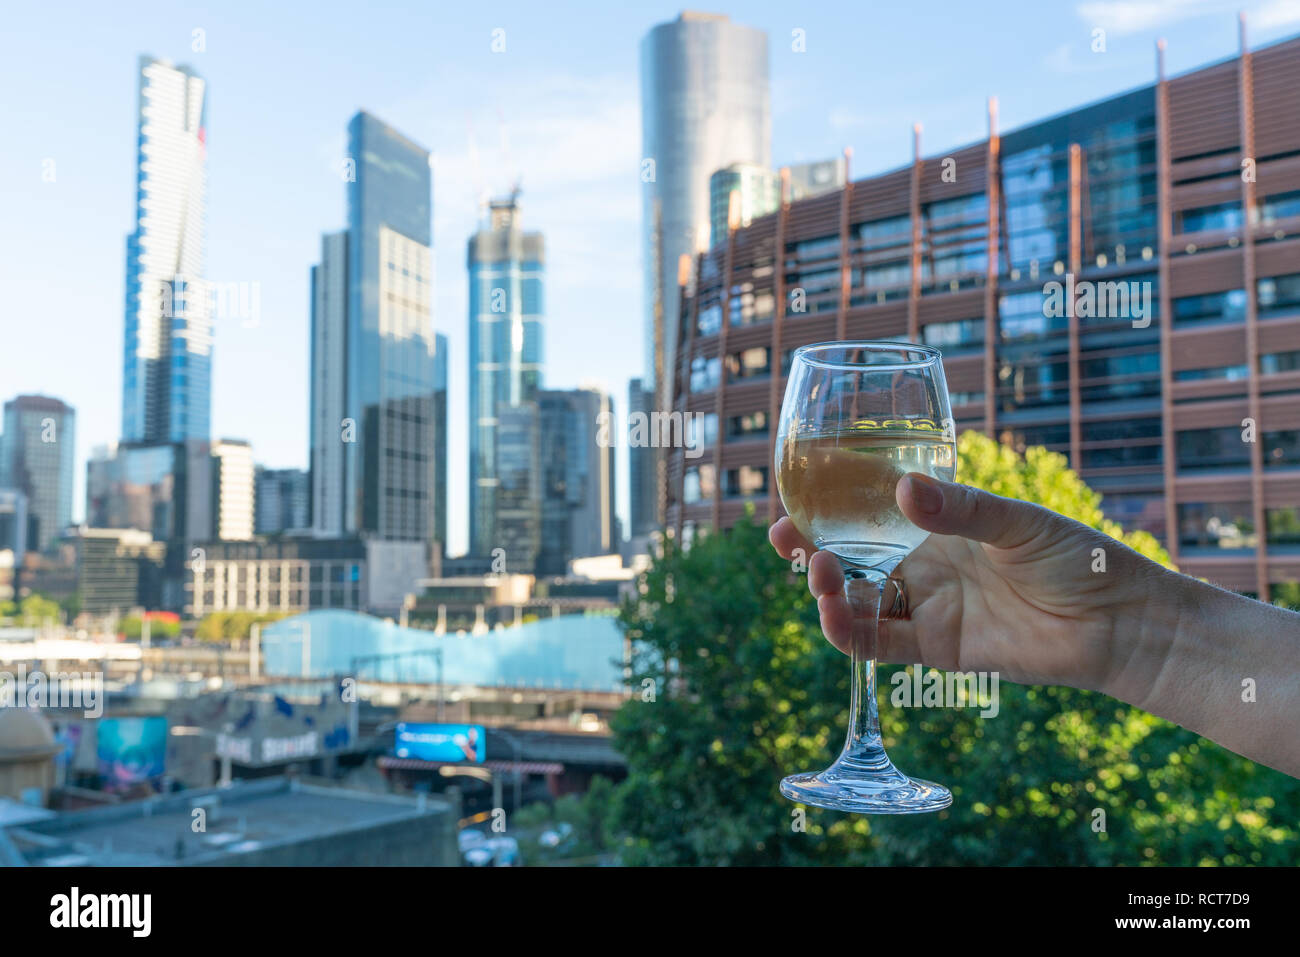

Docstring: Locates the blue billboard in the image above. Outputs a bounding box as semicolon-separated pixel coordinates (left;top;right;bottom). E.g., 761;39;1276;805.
96;715;168;788
394;723;486;764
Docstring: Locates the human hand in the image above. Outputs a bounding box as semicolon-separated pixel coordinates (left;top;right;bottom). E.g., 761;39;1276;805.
768;472;1170;693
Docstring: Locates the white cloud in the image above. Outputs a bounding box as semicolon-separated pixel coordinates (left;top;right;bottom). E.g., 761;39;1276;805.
1254;0;1300;29
1075;0;1235;35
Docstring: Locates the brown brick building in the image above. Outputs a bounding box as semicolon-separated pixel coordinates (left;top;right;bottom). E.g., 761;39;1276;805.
666;28;1300;601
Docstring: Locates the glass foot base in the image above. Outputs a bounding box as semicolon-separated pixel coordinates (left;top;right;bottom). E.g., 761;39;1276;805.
781;764;951;815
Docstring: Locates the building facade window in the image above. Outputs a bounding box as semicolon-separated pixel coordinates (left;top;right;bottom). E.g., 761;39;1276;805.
690;356;720;392
682;465;716;505
722;465;767;499
726;410;769;439
1267;507;1300;548
1264;430;1300;468
1172;289;1246;326
697;301;723;336
728;283;775;328
1258;272;1300;318
921;317;984;352
1178;202;1243;233
1174;364;1250;382
1178;502;1257;550
688;412;718;449
1260;190;1300;225
725;346;771;383
1260;350;1300;375
1176;427;1250;471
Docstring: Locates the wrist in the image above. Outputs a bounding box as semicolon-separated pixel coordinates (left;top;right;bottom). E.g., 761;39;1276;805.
1098;561;1189;709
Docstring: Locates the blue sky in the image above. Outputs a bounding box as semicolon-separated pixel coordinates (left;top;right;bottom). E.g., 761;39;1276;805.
2;0;1298;554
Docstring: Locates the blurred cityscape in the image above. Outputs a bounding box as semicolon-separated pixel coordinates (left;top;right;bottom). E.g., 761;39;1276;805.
2;7;1299;866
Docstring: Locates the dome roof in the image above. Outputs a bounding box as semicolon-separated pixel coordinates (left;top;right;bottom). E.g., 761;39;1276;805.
0;708;57;757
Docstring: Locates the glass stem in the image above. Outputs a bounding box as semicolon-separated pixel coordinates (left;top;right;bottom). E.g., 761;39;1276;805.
840;569;890;772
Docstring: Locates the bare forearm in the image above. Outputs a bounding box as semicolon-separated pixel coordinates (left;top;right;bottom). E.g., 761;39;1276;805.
1106;568;1300;777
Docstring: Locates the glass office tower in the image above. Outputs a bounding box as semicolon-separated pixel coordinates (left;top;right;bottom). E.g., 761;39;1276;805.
537;388;617;575
639;13;770;403
310;230;348;538
0;395;75;552
708;163;780;250
627;377;657;540
638;13;770;538
467;192;545;561
310;112;445;546
122;56;210;444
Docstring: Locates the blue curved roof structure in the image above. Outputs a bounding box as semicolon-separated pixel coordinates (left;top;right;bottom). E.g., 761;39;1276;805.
260;610;627;692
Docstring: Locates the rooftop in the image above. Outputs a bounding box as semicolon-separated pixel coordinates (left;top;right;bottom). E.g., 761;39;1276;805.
4;777;452;866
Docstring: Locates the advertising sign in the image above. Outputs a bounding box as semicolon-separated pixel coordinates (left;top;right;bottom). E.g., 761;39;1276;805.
394;723;486;763
96;715;168;787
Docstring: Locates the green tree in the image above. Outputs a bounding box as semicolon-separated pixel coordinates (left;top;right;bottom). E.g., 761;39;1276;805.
195;612;227;641
17;593;61;626
610;432;1300;865
121;615;181;640
514;776;619;864
194;610;289;642
1273;581;1300;612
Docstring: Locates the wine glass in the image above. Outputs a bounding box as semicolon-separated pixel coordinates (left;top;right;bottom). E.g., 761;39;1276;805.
775;340;955;814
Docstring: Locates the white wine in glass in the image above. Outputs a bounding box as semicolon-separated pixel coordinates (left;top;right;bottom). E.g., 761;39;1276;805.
775;341;955;814
780;429;955;567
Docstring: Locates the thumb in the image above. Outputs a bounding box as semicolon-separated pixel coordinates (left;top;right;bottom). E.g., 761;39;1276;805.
896;472;1059;551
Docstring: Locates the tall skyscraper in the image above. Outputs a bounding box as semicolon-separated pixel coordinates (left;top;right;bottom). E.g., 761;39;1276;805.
430;340;449;555
122;56;210;444
467;191;545;560
627;377;657;540
639;13;770;406
0;395;76;552
495;403;541;572
309;230;348;538
210;440;254;541
537;388;616;575
309;112;446;547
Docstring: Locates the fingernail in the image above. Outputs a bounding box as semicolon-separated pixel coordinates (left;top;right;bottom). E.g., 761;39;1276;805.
908;473;944;515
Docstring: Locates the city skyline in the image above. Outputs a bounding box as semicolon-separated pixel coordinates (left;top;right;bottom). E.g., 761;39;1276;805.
5;2;1300;556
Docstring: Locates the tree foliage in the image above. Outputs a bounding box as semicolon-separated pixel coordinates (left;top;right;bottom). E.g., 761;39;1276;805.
514;776;619;864
120;614;181;640
609;431;1300;865
194;611;289;641
0;593;62;626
